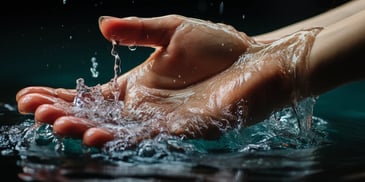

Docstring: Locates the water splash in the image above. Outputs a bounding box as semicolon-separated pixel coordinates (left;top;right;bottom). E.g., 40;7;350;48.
71;78;124;124
2;28;330;162
188;97;329;153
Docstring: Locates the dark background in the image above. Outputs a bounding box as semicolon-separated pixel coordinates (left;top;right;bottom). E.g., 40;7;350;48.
0;0;350;104
2;1;364;181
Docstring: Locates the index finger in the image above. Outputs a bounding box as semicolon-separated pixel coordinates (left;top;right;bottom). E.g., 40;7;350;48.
98;15;185;47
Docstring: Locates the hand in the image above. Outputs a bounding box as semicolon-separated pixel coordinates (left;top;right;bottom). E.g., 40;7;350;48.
16;15;317;149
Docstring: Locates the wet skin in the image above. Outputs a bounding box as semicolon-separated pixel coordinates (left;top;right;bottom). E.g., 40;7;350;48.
16;15;316;148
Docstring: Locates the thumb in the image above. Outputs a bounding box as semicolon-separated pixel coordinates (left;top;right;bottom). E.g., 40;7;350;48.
98;15;184;48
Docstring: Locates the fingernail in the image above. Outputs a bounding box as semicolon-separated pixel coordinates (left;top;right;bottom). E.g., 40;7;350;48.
98;16;114;25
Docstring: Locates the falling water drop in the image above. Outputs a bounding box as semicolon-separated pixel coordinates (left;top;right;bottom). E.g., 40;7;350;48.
90;57;99;78
219;1;224;15
110;40;122;101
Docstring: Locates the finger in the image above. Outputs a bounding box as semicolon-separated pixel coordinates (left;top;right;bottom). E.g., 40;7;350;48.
54;88;76;102
83;128;114;148
98;15;184;47
16;87;56;102
17;93;59;114
53;116;96;138
35;104;67;124
16;86;76;102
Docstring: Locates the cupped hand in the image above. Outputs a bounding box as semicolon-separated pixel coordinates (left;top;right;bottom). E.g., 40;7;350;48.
16;15;313;149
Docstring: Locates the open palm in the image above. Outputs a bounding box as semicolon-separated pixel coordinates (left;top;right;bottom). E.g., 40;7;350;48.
16;15;319;148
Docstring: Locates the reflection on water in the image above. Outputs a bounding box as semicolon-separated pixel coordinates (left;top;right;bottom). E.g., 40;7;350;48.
0;97;341;181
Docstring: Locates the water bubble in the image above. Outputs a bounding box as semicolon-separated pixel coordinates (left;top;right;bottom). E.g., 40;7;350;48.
128;45;137;51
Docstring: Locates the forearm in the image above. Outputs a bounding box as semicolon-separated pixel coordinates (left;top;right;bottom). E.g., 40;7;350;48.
254;0;365;40
303;9;365;97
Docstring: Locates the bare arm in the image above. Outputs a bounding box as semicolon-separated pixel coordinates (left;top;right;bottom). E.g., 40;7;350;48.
303;9;365;97
254;0;365;40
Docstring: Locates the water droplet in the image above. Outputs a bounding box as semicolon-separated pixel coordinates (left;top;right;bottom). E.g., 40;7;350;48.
62;0;67;5
3;104;16;111
219;1;224;15
128;45;137;51
242;14;245;20
69;35;73;40
90;57;99;78
111;40;118;56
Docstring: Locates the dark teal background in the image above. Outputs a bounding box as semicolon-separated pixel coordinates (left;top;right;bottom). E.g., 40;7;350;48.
2;0;365;181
